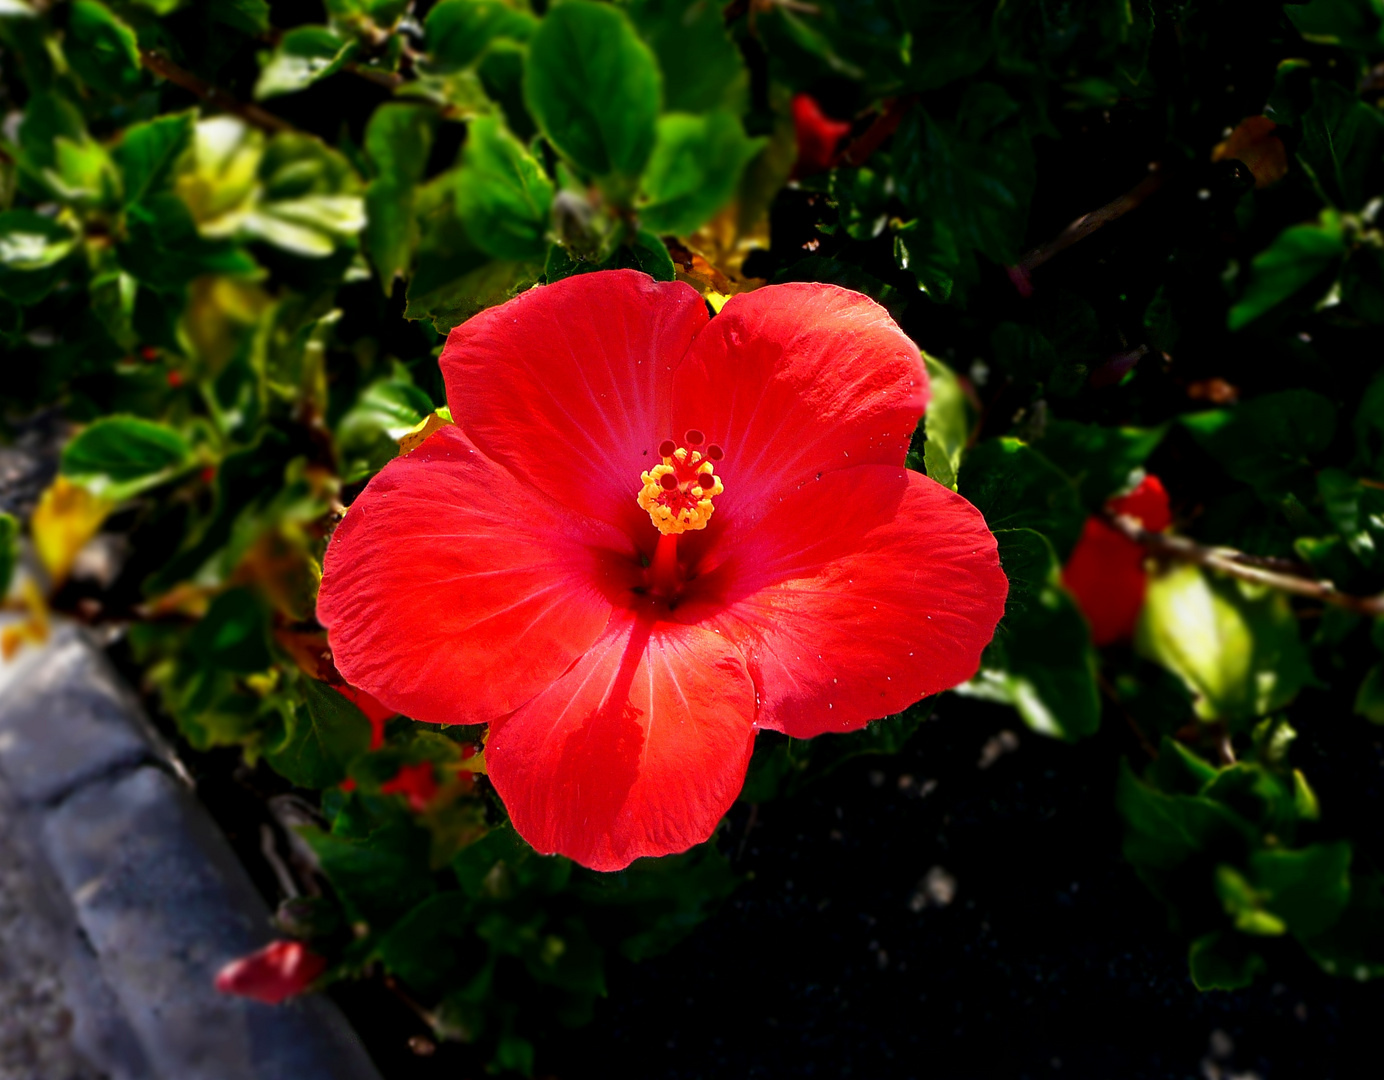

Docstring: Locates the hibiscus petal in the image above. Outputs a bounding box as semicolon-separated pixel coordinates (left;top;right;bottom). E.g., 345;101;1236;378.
439;270;709;539
674;466;1006;738
317;426;634;726
486;608;757;871
671;283;927;550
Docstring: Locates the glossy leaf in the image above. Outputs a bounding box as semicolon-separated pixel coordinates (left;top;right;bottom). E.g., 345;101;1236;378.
66;0;141;95
637;112;765;236
425;0;536;72
60;416;194;499
1227;213;1346;329
627;0;748;115
957;437;1086;559
959;528;1100;740
254;26;356;100
523;0;661;181
456;116;554;260
266;677;374;790
920;353;970;490
1136;564;1313;724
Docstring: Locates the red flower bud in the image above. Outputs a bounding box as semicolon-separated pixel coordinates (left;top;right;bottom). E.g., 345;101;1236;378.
214;940;327;1005
792;94;852;177
1063;476;1170;646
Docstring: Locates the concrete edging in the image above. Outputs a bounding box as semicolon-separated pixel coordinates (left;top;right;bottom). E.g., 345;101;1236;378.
0;619;384;1080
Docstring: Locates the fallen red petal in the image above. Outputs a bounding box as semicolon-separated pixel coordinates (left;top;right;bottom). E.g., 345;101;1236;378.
214;940;327;1005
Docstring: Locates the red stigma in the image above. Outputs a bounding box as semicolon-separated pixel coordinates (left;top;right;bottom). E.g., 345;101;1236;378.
684;429;705;446
707;444;724;461
660;472;680;490
659;439;677;458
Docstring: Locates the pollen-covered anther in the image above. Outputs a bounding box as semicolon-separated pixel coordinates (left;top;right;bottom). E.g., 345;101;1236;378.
636;436;726;535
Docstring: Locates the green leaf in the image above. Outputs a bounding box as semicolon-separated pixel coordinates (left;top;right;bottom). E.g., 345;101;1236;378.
573;843;739;961
304;800;437;926
208;0;270;34
636;111;764;236
627;0;749;115
1215;864;1288;936
456;116;554;260
894;83;1035;279
1317;467;1384;568
1182;389;1336;499
118;193;258;291
523;0;661;182
0;513;17;599
958;528;1100;740
1342;243;1384;323
374;892;475;997
1250;841;1353;938
1116;759;1256;872
919;353;970;490
266;677;373;789
60;416;194;499
1136;564;1312;724
425;0;536;71
1034;421;1166;512
113;111;195;207
0;209;80;304
66;0;141;96
337;375;435;481
1189;931;1267;990
1301;869;1384;979
1353;663;1384;722
1228;212;1346;330
957;437;1086;559
187;588;273;674
1298;81;1384;210
1286;0;1384;51
254;25;356;100
364;104;437;285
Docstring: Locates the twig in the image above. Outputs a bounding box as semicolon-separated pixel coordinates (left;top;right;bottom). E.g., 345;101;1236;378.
139;49;296;133
1008;166;1169;295
1108;514;1384;616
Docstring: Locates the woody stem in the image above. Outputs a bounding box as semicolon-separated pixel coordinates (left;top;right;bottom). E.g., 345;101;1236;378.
1107;514;1384;616
648;533;680;597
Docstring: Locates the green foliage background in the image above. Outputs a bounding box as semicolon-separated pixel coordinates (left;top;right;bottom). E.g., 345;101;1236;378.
4;0;1384;1071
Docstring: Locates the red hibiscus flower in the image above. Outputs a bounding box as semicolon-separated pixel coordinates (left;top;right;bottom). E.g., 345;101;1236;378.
214;940;327;1005
1062;476;1171;647
792;94;852;177
317;271;1007;870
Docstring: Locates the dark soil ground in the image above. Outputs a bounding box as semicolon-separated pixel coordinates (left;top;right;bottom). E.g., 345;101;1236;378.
535;693;1384;1080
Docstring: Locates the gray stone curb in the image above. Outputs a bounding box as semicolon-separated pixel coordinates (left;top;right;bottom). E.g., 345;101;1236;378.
0;619;385;1080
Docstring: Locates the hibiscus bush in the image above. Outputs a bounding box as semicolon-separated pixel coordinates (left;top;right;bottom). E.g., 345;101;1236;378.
5;0;1384;1072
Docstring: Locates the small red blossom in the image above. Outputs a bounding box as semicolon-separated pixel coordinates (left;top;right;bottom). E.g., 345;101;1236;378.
1062;476;1170;646
317;270;1007;870
334;682;395;749
166;370;184;388
214;940;327;1005
792;94;852;177
380;761;439;812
